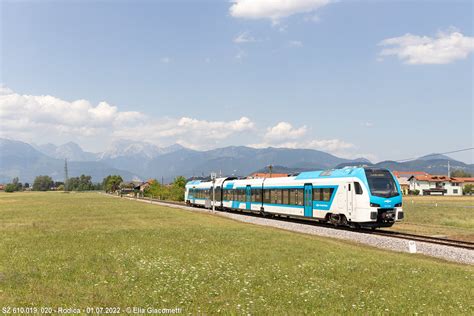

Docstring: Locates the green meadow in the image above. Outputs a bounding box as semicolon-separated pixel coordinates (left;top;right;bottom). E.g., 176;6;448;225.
0;192;472;314
387;195;474;241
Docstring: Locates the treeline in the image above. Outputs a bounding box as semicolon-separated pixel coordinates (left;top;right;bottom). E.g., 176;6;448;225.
3;175;103;192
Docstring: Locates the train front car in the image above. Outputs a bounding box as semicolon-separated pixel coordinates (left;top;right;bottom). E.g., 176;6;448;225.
360;168;403;228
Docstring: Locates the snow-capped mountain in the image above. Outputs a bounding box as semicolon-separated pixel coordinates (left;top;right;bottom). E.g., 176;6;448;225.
99;140;183;159
35;142;98;161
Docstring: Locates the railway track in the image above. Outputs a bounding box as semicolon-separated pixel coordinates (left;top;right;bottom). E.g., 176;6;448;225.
125;195;474;251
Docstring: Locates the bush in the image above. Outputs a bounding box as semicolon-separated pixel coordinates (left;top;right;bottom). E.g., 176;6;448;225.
463;184;473;195
4;183;16;193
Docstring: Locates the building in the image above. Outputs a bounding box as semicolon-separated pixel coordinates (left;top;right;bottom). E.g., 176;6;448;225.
408;174;462;196
138;179;155;192
451;177;474;194
392;171;429;195
396;177;410;195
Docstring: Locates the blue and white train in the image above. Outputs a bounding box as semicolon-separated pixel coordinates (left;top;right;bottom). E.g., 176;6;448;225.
185;167;403;229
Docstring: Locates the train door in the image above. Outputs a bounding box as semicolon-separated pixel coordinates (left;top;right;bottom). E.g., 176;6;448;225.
192;187;196;204
246;185;251;210
304;184;313;217
346;182;353;216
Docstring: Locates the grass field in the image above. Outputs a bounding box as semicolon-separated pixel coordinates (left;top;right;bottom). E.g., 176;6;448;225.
0;192;473;314
386;195;474;241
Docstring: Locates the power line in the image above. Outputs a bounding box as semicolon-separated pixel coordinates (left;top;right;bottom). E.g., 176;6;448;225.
395;147;474;162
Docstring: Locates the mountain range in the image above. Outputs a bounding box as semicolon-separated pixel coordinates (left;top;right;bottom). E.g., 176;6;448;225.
0;138;472;183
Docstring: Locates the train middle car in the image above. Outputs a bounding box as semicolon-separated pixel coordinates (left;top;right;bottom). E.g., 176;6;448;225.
185;167;403;228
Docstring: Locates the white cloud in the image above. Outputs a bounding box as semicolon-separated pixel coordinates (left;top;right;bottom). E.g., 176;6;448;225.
304;14;320;23
252;121;355;156
0;87;256;151
160;57;171;63
233;32;257;43
378;29;474;64
264;122;307;142
289;40;303;47
230;0;333;22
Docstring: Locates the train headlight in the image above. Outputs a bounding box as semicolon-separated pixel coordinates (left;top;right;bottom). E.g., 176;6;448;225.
395;203;402;207
370;203;380;207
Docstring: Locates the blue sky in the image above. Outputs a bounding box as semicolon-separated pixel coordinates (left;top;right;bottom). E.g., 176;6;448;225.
1;0;473;163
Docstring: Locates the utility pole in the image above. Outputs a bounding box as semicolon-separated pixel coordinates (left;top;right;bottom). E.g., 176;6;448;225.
64;158;69;192
268;164;273;178
448;160;450;177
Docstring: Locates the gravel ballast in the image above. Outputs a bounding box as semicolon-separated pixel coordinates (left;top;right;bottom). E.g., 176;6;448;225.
121;196;474;265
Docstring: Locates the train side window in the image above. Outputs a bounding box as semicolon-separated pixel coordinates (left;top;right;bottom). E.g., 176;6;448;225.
296;189;304;205
276;190;283;204
348;184;351;191
263;189;271;203
322;188;334;201
282;189;289;204
354;182;363;195
269;190;276;204
289;189;296;205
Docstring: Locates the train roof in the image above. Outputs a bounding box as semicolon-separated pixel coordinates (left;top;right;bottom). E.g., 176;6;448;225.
295;167;391;180
186;167;393;186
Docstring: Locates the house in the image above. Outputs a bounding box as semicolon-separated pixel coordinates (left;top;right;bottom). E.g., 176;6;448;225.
392;171;429;195
138;179;155;192
451;177;474;193
396;177;410;195
0;184;4;191
408;174;462;196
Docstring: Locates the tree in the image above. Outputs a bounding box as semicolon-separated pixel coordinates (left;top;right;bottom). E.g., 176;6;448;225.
4;183;16;193
170;176;186;201
144;179;170;200
12;177;20;190
451;169;472;178
4;177;23;192
33;175;53;191
66;174;94;191
463;184;473;195
102;175;123;193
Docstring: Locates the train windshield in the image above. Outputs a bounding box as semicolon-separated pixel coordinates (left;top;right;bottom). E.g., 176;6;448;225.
364;169;399;198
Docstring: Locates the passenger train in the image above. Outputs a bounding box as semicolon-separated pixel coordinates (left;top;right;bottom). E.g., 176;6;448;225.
185;167;403;229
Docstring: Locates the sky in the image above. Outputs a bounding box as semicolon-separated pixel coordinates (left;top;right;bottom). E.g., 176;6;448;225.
0;0;473;163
